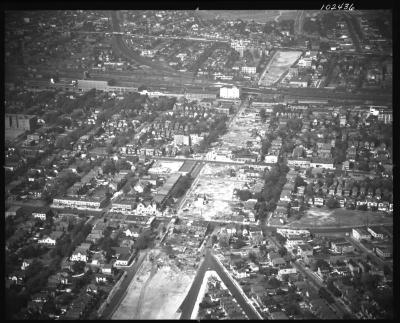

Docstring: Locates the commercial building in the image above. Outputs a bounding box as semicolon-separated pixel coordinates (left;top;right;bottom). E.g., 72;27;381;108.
220;86;240;99
53;195;108;210
5;114;37;131
352;228;371;241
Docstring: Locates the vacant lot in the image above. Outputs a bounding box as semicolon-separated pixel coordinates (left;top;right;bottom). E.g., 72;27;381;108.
112;250;195;320
178;164;263;221
258;50;303;86
286;207;392;228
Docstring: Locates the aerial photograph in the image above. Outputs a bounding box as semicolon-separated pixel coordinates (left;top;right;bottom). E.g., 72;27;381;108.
4;7;394;320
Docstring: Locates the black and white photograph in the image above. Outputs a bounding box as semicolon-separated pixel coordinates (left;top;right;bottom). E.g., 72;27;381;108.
4;2;395;320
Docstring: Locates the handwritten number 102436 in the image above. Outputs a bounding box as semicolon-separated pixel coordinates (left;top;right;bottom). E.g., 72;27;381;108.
321;3;355;10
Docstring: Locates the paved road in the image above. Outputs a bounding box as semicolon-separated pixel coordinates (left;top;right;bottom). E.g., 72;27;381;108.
179;248;262;320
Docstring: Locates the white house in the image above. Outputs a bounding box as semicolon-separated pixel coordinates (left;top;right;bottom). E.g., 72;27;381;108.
134;201;159;216
32;212;47;221
114;253;132;267
314;197;324;206
101;264;113;275
264;154;279;164
38;236;56;246
124;227;140;238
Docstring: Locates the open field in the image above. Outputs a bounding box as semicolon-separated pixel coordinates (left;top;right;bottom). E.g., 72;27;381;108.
284;207;393;228
258;50;303;86
112;249;195;320
197;10;298;23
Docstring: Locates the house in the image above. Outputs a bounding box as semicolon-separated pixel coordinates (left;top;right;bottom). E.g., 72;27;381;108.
38;236;57;246
70;250;88;262
32;207;52;220
297;244;313;258
21;259;34;270
70;242;92;262
91;252;106;266
123;226;140;238
352;228;371;241
95;274;108;284
314;196;324;206
101;264;113;275
134;200;159;216
86;231;103;244
86;283;99;294
114;252;133;267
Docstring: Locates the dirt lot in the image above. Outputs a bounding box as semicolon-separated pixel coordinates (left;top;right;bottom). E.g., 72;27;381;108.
178;164;262;221
112;249;195;320
285;207;393;228
259;50;303;86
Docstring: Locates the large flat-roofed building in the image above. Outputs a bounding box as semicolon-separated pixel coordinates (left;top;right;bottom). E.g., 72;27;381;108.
76;79;136;93
53;194;108;210
220;86;240;99
5;114;37;131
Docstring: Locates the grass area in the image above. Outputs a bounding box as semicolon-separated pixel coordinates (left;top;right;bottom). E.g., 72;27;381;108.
285;206;392;228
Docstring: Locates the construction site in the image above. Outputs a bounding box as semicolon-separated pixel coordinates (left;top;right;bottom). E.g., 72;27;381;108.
258;50;303;86
178;164;263;223
112;249;196;320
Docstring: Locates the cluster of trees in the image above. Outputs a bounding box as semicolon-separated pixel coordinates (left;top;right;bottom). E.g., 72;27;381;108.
50;221;92;259
197;115;228;152
325;197;340;209
303;18;320;35
255;163;290;221
173;175;193;198
42;170;81;202
327;279;342;297
54;124;94;149
318;287;335;304
134;229;156;250
235;189;254;201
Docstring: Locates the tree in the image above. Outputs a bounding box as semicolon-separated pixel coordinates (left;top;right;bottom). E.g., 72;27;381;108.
134;229;155;250
278;247;287;257
326;197;340;209
319;287;334;304
259;108;267;123
211;235;218;245
236;189;253;201
72;261;86;274
232;238;247;249
267;277;281;289
248;252;258;263
102;160;116;174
